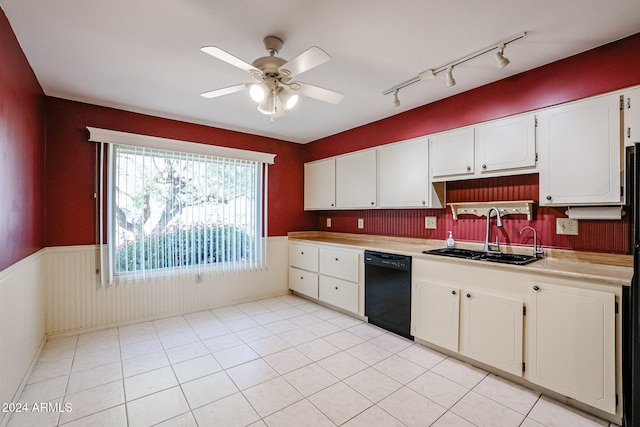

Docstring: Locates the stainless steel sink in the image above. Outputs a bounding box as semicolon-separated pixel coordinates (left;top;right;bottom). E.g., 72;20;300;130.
423;247;538;265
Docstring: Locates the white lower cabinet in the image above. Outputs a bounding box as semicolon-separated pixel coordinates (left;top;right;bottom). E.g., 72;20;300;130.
460;290;523;376
412;257;620;418
412;279;523;376
288;242;363;316
527;282;616;414
319;275;359;314
288;267;318;299
412;280;459;352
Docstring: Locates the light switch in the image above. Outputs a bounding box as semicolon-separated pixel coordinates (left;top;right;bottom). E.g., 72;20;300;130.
326;218;332;227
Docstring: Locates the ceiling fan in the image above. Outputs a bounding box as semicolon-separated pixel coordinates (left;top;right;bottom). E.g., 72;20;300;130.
200;36;344;119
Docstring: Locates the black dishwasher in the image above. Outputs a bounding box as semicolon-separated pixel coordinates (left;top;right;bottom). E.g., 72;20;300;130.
364;250;413;340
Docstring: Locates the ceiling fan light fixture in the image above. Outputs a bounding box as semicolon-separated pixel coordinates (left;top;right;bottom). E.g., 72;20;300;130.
249;82;269;103
257;94;276;115
280;88;299;110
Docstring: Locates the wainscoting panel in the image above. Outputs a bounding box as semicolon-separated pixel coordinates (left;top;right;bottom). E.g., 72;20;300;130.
45;236;289;335
0;250;45;426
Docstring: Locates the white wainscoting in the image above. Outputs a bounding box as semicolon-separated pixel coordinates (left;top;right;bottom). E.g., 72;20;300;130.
0;250;46;426
45;236;290;335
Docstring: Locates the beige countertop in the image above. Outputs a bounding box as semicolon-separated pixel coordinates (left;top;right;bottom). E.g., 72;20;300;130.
288;231;633;287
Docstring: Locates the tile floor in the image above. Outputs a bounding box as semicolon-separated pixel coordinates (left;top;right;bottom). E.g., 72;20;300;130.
6;294;620;427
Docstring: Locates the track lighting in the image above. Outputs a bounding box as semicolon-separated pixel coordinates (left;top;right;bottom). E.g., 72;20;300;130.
445;67;456;87
494;44;510;69
382;32;526;101
393;90;400;107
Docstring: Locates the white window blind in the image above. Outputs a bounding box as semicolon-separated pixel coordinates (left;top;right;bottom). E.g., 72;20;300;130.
89;127;275;285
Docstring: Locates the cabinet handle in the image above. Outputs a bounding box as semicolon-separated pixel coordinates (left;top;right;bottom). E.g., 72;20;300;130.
533;285;540;291
331;203;334;207
335;286;339;290
482;164;487;169
466;165;471;172
466;293;471;298
301;251;304;255
300;276;304;280
451;290;456;295
422;201;426;206
371;201;375;205
335;257;339;261
546;195;552;201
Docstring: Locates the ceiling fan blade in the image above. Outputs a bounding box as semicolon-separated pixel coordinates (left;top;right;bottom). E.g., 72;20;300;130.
200;83;248;99
201;46;258;74
295;82;344;105
279;46;330;78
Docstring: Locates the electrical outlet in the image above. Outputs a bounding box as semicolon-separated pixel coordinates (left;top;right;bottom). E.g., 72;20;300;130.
425;216;437;229
556;218;579;235
357;218;364;229
326;218;331;228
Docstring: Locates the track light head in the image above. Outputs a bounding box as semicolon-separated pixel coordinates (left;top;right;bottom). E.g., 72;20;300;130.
495;44;510;69
393;90;400;107
446;67;456;87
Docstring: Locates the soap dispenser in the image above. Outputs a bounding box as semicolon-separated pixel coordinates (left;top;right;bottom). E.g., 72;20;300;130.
446;231;455;248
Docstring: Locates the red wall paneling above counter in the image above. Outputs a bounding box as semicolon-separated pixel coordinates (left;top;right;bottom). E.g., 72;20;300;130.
314;174;631;254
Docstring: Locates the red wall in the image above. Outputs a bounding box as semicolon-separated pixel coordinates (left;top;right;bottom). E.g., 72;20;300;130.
44;98;315;246
0;9;46;270
305;33;640;254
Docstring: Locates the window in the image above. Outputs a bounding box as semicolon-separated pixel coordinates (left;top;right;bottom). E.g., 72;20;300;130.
89;127;275;284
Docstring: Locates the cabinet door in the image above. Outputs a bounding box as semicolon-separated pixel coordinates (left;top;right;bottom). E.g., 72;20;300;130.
335;149;377;208
304;158;335;210
378;137;434;208
459;290;523;376
319;248;359;283
538;94;622;206
624;88;640;147
319;275;359;313
430;128;475;180
475;114;536;174
411;280;460;352
289;267;318;299
527;282;616;414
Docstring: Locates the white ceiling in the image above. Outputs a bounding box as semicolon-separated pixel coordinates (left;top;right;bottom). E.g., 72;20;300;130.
2;1;640;144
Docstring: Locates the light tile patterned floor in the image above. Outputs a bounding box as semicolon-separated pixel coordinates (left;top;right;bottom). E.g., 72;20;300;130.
6;294;620;427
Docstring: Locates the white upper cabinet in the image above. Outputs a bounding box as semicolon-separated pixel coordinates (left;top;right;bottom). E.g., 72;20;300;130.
431;114;537;182
538;93;622;206
335;149;377;209
624;87;640;147
475;113;536;174
378;137;444;208
430;127;475;180
304;158;335;210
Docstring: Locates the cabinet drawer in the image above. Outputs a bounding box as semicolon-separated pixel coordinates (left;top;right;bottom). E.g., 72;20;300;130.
319;248;359;282
319;276;358;313
289;267;318;299
289;243;319;272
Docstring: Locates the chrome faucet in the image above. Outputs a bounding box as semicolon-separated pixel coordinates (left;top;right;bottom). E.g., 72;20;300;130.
483;207;503;252
520;226;544;258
